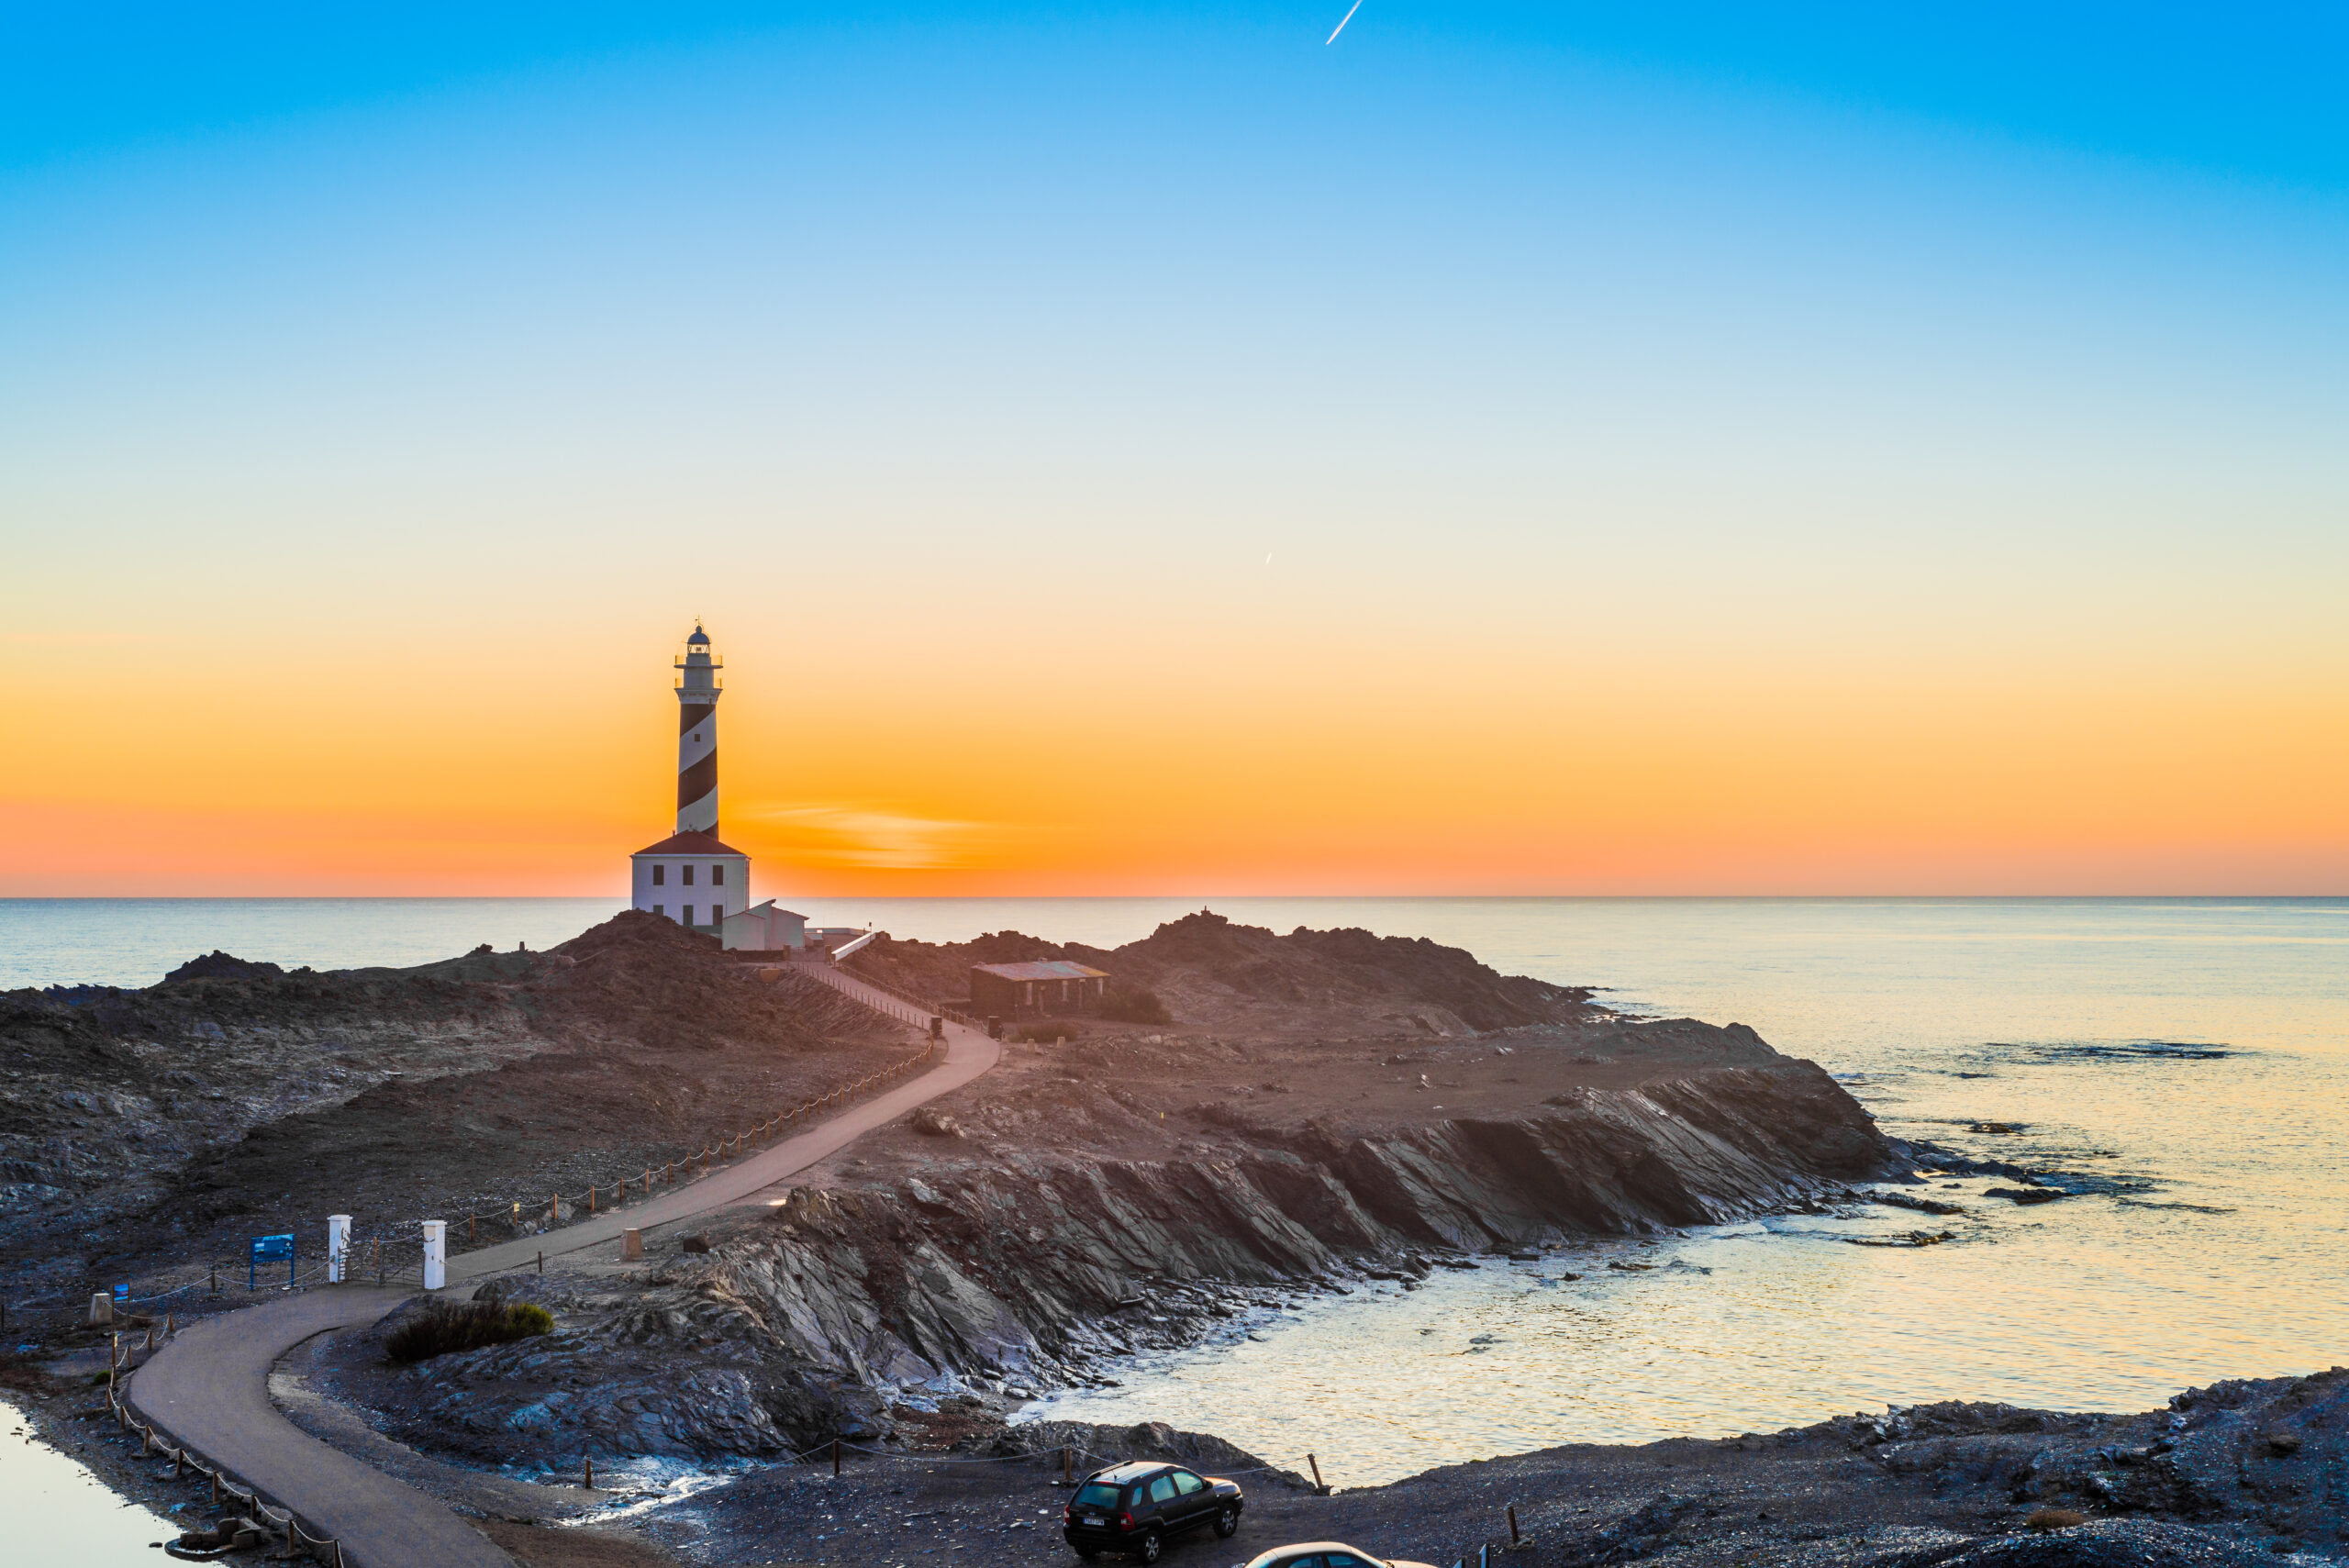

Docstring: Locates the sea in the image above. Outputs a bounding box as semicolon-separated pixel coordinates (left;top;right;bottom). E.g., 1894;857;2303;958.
5;895;2344;1528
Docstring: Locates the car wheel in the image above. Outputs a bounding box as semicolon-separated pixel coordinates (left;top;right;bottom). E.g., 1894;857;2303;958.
1137;1529;1164;1562
1214;1505;1239;1539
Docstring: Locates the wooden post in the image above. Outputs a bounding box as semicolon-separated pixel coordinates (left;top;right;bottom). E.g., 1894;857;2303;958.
537;1251;544;1274
833;1438;842;1477
1063;1445;1072;1485
1308;1453;1326;1495
469;1214;476;1244
588;1184;596;1215
584;1456;595;1490
1508;1503;1521;1544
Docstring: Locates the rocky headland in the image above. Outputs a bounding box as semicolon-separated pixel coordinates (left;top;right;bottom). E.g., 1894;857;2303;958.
8;911;2333;1567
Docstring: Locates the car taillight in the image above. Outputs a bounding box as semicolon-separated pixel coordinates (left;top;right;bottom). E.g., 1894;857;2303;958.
1118;1511;1137;1532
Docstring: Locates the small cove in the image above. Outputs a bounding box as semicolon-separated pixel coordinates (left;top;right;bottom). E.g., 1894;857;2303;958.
0;1396;184;1564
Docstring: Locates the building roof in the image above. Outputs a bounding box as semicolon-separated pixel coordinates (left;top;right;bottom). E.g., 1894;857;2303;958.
630;829;749;857
971;960;1110;982
727;901;807;921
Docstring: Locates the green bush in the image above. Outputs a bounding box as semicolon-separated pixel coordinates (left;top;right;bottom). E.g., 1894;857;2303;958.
1098;985;1173;1026
384;1300;553;1364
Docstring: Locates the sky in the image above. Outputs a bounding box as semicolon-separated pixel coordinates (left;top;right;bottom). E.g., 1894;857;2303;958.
3;4;2344;896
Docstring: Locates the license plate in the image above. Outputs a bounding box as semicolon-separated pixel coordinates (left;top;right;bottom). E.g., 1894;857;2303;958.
1082;1516;1106;1527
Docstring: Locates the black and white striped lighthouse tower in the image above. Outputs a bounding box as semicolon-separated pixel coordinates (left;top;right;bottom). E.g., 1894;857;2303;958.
674;625;722;833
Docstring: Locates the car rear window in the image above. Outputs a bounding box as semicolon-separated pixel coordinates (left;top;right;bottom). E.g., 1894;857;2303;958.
1073;1483;1123;1509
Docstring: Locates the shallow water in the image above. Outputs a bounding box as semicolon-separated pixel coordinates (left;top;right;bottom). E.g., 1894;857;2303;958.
1008;898;2349;1484
0;1397;184;1563
8;896;2345;1493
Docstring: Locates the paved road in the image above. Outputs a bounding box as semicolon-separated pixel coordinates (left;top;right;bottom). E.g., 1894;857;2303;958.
128;966;999;1568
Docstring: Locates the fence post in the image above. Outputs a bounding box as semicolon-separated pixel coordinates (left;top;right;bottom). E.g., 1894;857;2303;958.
1308;1453;1327;1495
1508;1503;1521;1544
833;1438;842;1477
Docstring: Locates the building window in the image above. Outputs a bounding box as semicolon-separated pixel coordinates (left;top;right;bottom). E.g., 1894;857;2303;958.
683;865;696;885
653;904;664;917
681;906;694;925
711;864;724;886
652;864;665;886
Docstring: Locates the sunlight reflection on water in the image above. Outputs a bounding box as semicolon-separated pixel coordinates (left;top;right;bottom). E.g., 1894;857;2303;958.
0;1399;182;1564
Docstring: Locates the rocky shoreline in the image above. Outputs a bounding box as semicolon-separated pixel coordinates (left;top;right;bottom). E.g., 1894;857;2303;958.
6;911;2335;1566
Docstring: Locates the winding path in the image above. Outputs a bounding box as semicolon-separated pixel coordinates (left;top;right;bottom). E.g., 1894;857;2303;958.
128;964;1000;1568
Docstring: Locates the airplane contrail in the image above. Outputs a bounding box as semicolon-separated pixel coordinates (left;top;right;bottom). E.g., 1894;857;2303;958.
1327;1;1364;44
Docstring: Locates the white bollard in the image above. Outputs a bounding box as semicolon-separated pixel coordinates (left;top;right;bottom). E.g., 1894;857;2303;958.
421;1220;447;1291
326;1215;351;1284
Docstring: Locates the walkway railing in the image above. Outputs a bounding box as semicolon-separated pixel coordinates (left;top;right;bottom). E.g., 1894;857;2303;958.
107;1368;349;1565
818;960;984;1033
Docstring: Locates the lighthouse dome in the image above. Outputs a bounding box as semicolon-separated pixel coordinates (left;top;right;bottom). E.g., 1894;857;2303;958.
686;625;710;646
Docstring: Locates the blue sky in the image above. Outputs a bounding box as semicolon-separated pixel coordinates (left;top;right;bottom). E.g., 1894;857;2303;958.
10;5;2349;189
4;6;2345;893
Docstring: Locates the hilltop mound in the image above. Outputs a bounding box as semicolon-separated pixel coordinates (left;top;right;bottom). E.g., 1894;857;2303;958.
845;909;1596;1038
161;951;285;984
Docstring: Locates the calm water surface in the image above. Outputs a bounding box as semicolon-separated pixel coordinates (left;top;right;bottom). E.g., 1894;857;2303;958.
4;896;2343;1492
2;1398;182;1563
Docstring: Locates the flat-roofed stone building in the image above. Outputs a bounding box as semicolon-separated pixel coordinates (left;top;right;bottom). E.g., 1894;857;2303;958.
970;960;1110;1019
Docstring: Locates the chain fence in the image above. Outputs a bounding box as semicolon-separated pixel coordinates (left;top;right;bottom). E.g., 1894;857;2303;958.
437;1031;940;1258
104;1368;348;1565
24;1001;944;1323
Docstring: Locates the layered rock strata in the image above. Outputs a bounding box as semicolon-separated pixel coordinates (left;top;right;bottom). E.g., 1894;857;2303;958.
326;1058;1890;1464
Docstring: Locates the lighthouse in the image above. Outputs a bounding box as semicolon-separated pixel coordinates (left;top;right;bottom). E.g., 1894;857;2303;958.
674;625;721;833
628;625;805;950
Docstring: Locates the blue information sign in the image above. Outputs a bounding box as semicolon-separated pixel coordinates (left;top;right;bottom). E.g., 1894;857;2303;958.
250;1233;295;1291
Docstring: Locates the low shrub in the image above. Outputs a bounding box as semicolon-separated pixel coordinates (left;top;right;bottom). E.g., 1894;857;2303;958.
1097;985;1173;1026
384;1300;552;1364
2024;1508;2087;1533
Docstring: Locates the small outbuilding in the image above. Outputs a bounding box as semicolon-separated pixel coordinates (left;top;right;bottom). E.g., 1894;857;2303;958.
723;900;807;953
970;960;1111;1019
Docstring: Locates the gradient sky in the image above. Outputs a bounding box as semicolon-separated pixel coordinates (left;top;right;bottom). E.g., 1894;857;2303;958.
4;5;2344;896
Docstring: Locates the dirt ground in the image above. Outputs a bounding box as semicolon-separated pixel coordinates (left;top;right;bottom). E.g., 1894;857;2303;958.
811;1014;1792;1192
2;913;918;1346
639;1364;2349;1568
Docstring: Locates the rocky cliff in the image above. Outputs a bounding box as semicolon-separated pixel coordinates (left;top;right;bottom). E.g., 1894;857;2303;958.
325;1055;1892;1466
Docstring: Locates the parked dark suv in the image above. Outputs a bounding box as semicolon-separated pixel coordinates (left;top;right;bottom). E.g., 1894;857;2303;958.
1063;1460;1245;1562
